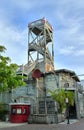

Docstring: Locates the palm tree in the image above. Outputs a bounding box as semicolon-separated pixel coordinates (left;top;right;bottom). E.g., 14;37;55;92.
49;89;75;113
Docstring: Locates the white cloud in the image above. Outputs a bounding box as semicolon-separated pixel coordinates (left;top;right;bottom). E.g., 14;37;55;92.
59;46;74;55
9;0;34;10
56;44;84;57
54;62;68;70
0;20;28;65
75;50;84;56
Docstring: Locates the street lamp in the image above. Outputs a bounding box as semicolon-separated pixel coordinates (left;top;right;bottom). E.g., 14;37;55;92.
65;97;70;124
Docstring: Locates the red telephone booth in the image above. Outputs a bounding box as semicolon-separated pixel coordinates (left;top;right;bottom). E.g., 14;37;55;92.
9;103;30;123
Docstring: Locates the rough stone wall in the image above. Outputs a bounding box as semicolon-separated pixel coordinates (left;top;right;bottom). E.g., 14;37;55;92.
45;74;58;96
59;72;75;89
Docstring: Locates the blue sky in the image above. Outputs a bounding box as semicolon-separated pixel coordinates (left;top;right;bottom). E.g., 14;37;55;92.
0;0;84;80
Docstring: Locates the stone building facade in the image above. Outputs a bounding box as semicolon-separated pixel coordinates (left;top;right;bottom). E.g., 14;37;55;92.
0;69;83;123
0;69;84;123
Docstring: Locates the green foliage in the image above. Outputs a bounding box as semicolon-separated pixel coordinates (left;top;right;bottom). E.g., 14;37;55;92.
65;91;75;106
0;45;26;92
0;46;6;53
0;102;8;121
49;89;75;113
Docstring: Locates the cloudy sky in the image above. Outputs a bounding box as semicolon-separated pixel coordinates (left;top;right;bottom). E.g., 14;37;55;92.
0;0;84;80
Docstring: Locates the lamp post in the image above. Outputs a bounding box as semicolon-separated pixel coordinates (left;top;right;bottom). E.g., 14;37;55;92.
65;97;70;124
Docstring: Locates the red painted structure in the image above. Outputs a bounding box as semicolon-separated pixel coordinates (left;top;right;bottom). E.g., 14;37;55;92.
32;69;41;78
10;103;30;123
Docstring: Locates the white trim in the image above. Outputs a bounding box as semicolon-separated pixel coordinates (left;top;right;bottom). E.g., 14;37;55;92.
9;103;31;105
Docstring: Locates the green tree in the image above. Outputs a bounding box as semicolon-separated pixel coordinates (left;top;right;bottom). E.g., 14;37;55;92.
50;89;75;113
0;45;26;92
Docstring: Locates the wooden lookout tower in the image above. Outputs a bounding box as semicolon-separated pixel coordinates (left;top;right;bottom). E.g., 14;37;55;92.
28;18;54;74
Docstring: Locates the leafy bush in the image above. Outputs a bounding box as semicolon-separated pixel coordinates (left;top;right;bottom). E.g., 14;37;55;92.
49;89;75;113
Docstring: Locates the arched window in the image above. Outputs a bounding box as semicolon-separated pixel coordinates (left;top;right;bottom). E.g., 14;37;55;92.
64;83;69;88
